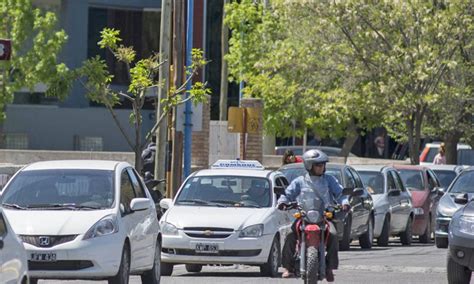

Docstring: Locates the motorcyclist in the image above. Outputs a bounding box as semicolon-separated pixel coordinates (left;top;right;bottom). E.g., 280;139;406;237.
278;149;349;282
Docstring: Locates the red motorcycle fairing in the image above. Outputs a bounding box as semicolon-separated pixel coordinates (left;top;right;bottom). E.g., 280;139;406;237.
304;224;321;247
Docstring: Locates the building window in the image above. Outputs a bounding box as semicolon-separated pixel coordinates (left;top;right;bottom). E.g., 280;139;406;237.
74;136;103;151
13;92;58;105
1;133;29;149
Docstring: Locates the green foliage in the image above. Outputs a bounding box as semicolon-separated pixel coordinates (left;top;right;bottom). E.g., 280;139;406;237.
0;0;67;120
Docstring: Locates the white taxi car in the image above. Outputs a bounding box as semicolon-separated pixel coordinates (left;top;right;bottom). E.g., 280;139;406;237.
159;160;292;277
0;208;29;284
0;160;161;284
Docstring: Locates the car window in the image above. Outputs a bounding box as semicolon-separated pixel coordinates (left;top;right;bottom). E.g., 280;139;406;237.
127;168;146;198
326;169;343;185
176;176;272;208
280;167;307;183
349;168;363;188
0;213;7;237
458;149;474;166
433;170;456;188
449;171;474;194
359;171;384;194
280;176;289;187
275;177;288;189
344;168;356;189
391;171;406;192
426;170;438;190
387;172;396;190
398;170;424;191
1;169;114;209
120;170;137;214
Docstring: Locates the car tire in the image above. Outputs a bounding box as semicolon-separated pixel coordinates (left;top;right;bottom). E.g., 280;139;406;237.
447;252;472;284
377;215;390;247
29;278;38;284
400;217;413;246
339;215;352;251
141;239;161;284
260;237;280;277
435;236;448;249
419;217;432;244
108;243;130;284
161;262;174;276
359;216;374;249
185;264;203;273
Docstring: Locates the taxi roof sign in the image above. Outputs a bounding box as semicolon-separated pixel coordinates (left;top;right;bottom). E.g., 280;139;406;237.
211;160;264;170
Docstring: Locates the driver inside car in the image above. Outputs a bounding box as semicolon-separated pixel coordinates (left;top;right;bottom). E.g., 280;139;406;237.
277;149;349;282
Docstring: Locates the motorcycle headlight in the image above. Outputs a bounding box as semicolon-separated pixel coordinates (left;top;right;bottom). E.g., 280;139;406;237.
83;215;118;240
239;224;264;238
453;216;474;235
306;210;321;223
161;222;179;236
414;208;424;216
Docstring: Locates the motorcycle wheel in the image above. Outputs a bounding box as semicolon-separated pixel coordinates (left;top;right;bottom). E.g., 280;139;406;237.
305;246;319;284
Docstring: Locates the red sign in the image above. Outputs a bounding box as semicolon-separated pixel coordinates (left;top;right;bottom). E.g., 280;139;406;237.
0;39;12;61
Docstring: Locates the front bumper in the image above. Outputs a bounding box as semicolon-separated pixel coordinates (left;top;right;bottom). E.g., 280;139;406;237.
449;244;474;271
435;217;451;237
162;231;274;265
25;233;124;279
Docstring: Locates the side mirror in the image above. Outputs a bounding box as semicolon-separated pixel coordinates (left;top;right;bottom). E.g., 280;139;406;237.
274;186;286;196
352;188;365;197
159;198;173;210
130;198;150;212
342;187;354;195
388;188;401;196
454;193;469;205
435;187;445;196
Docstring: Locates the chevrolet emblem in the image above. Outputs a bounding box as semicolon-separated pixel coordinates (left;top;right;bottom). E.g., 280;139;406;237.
203;230;213;236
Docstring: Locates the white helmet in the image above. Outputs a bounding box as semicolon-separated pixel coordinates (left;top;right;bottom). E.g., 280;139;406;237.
302;149;329;171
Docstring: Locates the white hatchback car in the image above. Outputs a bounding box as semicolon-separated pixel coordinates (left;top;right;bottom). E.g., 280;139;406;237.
0;208;29;284
159;160;292;277
0;160;161;284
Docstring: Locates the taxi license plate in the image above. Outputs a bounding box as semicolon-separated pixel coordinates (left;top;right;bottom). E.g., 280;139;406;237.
195;243;219;254
31;252;57;262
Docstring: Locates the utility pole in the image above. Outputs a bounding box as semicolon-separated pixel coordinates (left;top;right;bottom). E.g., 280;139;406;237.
183;0;194;178
155;0;172;195
219;0;230;121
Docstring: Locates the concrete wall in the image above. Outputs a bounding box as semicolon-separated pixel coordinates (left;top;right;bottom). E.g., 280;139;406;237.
4;105;155;152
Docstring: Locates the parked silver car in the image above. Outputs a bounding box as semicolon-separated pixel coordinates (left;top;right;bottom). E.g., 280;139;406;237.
425;164;466;189
354;165;414;246
435;167;474;248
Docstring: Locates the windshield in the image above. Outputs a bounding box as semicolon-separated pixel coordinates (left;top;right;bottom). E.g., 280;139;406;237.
433;170;457;189
298;190;325;213
175;176;272;208
1;169;114;210
449;172;474;194
398;170;424;191
359;171;384;194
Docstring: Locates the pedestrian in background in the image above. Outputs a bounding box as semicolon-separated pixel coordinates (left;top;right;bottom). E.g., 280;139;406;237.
282;149;303;165
434;143;446;165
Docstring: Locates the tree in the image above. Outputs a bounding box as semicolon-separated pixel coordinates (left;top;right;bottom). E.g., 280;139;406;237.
0;0;67;119
48;28;209;172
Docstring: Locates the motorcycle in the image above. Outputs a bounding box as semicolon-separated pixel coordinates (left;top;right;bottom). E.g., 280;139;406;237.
143;171;166;219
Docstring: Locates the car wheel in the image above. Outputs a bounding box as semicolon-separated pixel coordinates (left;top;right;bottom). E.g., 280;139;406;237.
447;252;472;284
141;239;161;284
161;262;174;276
400;216;413;246
419;217;432;244
377;215;390;247
185;264;203;273
435;236;448;249
359;216;374;249
108;243;130;284
260;237;280;277
339;215;352;251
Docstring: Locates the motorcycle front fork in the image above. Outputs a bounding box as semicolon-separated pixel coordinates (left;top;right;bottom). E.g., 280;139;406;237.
299;223;327;281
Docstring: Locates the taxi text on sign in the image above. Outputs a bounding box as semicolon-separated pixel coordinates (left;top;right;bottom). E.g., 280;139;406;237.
227;106;260;134
0;39;12;61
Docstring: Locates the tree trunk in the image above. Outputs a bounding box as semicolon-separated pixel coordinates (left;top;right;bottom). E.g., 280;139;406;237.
444;133;461;165
340;120;358;161
219;0;230;121
134;105;143;173
406;118;417;165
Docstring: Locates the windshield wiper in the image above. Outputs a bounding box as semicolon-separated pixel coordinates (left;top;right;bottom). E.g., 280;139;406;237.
25;203;102;210
177;199;226;207
2;203;27;210
239;203;261;208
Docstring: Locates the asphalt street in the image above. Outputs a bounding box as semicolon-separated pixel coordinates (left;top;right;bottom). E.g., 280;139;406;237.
39;239;460;284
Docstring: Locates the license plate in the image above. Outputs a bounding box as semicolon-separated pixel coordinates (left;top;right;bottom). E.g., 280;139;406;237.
195;243;219;254
31;253;57;262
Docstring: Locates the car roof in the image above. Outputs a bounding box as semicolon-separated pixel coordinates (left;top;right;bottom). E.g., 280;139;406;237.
192;168;273;178
424;142;471;149
391;164;426;170
279;162;346;171
22;160;124;171
423;164;460;171
351;164;388;172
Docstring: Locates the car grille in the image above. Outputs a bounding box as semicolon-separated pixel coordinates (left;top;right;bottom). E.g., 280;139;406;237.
19;235;78;248
164;248;261;257
183;227;234;239
29;260;93;271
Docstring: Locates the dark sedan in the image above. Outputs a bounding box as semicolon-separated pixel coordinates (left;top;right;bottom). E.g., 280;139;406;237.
279;163;374;250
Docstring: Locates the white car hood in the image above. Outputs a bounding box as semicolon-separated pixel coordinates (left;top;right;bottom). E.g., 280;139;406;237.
164;205;272;230
3;209;114;235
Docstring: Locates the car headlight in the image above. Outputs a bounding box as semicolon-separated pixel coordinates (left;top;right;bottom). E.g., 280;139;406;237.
454;216;474;235
239;224;264;238
83;215;118;240
437;202;457;218
414;208;424;216
162;222;179;236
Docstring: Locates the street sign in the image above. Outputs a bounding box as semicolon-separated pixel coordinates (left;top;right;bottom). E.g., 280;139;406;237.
0;39;12;61
227;106;261;134
228;107;245;133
